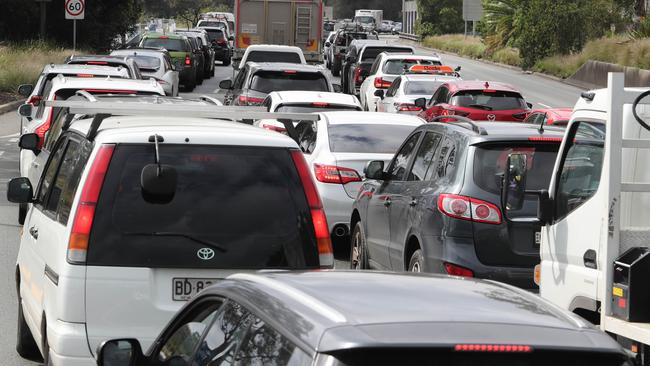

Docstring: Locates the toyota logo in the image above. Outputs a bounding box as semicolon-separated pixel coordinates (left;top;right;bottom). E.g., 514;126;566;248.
487;114;496;121
197;248;215;260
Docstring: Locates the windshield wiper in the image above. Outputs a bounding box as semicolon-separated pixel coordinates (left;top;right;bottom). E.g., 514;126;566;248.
467;104;494;111
123;232;227;252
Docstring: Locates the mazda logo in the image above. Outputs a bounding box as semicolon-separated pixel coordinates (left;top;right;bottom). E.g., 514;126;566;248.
487;114;496;121
197;248;215;260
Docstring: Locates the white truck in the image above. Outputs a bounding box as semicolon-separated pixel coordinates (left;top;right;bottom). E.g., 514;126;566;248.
354;9;383;31
501;73;650;363
233;0;323;68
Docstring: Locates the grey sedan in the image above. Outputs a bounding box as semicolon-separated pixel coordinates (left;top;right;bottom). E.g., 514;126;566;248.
110;48;180;96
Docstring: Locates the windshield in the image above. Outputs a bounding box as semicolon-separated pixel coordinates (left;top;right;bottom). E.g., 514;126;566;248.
355;16;375;24
405;80;446;95
246;51;302;64
142;38;188;52
127;55;160;71
451;90;527;111
87;144;319;269
328;124;417;153
383;59;442;74
362;47;413;62
250;71;329;94
205;29;225;42
198;20;226;28
276;104;360;113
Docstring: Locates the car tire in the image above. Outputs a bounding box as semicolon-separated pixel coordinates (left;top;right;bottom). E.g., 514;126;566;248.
350;222;369;270
332;62;340;77
222;57;231;66
16;297;42;362
18;203;27;225
408;249;425;273
197;70;204;85
211;65;216;77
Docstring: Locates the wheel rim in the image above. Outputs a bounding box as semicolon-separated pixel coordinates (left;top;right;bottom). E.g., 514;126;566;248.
351;232;361;269
411;261;421;273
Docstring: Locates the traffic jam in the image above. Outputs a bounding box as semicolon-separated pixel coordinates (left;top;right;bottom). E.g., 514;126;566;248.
7;1;650;365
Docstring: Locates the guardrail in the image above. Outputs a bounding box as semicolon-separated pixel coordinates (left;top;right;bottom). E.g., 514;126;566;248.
398;33;421;42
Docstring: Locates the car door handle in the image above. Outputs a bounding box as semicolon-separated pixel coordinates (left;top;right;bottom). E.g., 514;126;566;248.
583;249;597;269
409;199;417;207
29;226;38;240
383;198;392;207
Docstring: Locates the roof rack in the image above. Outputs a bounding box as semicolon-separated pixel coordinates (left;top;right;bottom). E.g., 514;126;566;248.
430;115;488;135
45;100;319;141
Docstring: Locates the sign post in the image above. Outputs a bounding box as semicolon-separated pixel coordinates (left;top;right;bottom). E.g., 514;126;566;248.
65;0;85;52
462;0;483;36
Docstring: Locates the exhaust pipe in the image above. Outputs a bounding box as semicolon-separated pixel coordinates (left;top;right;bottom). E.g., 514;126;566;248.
334;226;347;237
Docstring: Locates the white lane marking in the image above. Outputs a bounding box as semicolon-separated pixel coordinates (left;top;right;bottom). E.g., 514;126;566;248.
539;103;552;109
0;133;19;138
9;138;18;143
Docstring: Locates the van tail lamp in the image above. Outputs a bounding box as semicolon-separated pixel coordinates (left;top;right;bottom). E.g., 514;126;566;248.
354;68;363;84
238;95;265;106
290;151;334;268
528;136;563;142
454;344;532;352
67;144;115;264
27;95;42;106
444;262;475;277
396;103;422;112
533;264;541;286
512;112;527;120
314;164;361;185
87;61;109;65
437;194;502;225
374;77;392;89
34;95;57;149
312;102;329;107
184;55;192;66
283;70;298;74
76;74;95;78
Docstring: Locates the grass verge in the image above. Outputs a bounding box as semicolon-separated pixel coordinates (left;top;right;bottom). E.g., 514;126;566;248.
0;41;75;94
422;34;521;67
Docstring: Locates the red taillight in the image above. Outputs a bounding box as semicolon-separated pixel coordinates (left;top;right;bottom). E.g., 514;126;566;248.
159;36;169;39
441;108;470;117
437;194;502;224
290;151;334;268
261;123;286;133
312;102;329;107
283;70;298;74
454;344;532;353
373;77;392;89
87;61;109;65
34;97;56;149
397;103;422;112
238;95;265;106
217;38;227;45
528;136;563;142
67;144;115;264
512;112;527;120
27;95;42;106
354;68;362;84
444;262;475;277
76;74;94;78
185;55;191;66
314;164;361;185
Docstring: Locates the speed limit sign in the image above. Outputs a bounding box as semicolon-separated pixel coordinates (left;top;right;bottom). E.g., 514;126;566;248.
65;0;85;20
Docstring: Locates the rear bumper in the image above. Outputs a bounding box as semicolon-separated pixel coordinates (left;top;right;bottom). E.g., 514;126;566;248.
423;235;537;289
214;49;230;60
179;67;195;82
48;319;94;366
318;182;355;234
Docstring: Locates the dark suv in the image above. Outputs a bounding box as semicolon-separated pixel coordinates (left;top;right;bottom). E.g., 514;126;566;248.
350;119;567;289
342;42;414;96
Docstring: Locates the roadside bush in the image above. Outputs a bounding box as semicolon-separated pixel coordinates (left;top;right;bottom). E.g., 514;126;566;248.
422;35;487;59
0;41;74;93
491;47;522;66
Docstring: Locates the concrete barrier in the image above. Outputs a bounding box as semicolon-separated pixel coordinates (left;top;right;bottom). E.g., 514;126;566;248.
569;60;650;89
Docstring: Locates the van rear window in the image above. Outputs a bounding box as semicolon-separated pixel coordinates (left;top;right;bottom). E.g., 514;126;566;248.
87;145;319;269
250;71;329;94
246;51;302;64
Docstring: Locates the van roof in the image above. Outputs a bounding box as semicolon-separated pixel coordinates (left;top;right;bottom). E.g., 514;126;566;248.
42;64;131;77
48;75;163;94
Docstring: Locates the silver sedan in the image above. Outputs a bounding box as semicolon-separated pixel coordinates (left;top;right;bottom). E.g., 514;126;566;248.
111;48;180;96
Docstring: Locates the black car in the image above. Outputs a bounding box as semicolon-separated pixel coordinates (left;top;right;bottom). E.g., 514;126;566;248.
96;271;628;366
177;33;206;84
66;55;143;79
220;62;333;106
176;29;216;78
199;26;232;66
342;42;414;96
351;120;567;289
329;28;378;76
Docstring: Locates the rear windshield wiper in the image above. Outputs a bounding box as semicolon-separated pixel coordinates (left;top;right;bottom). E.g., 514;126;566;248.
123;232;227;252
467;104;494;111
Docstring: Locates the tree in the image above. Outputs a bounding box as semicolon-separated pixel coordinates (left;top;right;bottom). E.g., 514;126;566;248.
415;0;464;36
481;0;523;51
172;0;214;28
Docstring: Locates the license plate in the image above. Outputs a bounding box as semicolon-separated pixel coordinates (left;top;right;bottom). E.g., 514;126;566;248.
534;231;541;246
173;278;219;301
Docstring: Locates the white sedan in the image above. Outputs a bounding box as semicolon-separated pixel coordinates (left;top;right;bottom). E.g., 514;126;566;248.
110;48;180;96
359;53;442;112
376;74;460;114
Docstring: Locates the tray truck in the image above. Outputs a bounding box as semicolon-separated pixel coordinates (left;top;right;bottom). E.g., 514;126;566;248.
501;73;650;364
233;0;323;68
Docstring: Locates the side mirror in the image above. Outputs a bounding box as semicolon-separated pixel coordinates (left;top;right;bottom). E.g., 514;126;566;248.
454;66;462;72
17;84;34;97
219;79;233;89
141;164;177;204
18;133;40;152
414;98;427;109
374;89;384;99
18;104;33;118
97;339;143;366
526;102;533;109
501;153;527;212
7;178;34;204
364;160;385;180
325;42;331;47
333;84;342;93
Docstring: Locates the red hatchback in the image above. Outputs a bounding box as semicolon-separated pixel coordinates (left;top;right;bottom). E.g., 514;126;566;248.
417;80;531;122
524;108;572;126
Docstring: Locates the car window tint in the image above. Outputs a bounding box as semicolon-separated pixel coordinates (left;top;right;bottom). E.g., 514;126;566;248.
450;90;526;111
328;124;417;154
382;59;442;75
405;80;445;96
192;301;253;366
87;145;320;269
159;302;223;363
36;82;54;119
250;72;329;94
435;87;449;104
246;51;302;64
142;38;188;52
233;68;247;90
37;137;67;205
206;29;225;42
297;122;317;154
386;79;400;97
387;132;421;181
44;139;83;215
234;317;312;366
361;47;412;62
555;121;605;220
408;132;442;181
433;137;457;179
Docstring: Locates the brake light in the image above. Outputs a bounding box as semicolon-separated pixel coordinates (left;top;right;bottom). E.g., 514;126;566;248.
528;136;563;142
67;145;115;264
314;164;362;185
437;194;502;224
312;102;329;107
82;89;136;94
76;74;94;78
441;108;470;117
87;61;109;65
34;110;53;149
374;77;392;89
397;103;422;112
184;55;192;66
290;151;334;268
27;95;42;106
261;123;286;133
238;95;265;106
512;112;527;120
454;344;532;352
283;70;297;74
159;36;169;39
354;68;362;84
444;262;475;277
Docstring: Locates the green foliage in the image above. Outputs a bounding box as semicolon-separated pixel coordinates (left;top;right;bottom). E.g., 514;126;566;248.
416;0;464;36
324;0;402;20
421;34;521;66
